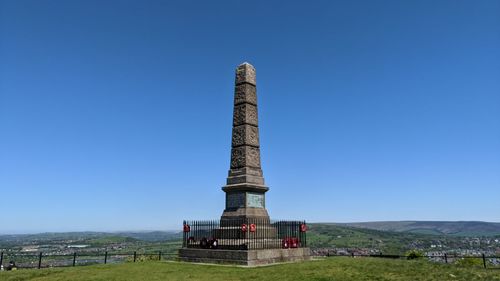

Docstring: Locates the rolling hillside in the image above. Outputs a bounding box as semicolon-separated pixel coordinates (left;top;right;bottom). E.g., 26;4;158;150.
309;223;453;253
339;221;500;236
2;221;499;256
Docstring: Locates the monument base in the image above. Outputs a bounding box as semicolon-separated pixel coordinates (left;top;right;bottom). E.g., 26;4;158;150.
178;248;311;266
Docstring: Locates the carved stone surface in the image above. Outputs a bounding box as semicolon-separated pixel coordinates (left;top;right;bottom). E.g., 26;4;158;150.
232;128;243;147
233;103;258;126
232;125;259;147
235;62;256;86
230;146;261;169
230;147;245;168
246;147;261;168
234;84;257;105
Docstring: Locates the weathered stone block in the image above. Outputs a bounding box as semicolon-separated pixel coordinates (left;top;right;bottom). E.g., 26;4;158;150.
231;146;261;169
228;167;263;177
221;204;270;218
234;83;257;105
226;174;265;185
233;103;258;126
232;125;259;147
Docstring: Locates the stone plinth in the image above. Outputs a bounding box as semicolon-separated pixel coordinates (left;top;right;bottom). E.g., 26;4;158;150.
178;248;311;266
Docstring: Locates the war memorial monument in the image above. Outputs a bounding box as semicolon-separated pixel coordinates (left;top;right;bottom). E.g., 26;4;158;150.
178;63;311;265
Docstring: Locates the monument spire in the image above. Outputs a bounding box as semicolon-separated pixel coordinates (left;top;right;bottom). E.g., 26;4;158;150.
222;62;270;220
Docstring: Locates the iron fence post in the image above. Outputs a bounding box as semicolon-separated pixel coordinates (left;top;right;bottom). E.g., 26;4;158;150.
482;253;487;269
133;251;137;262
0;252;3;268
444;253;448;264
182;220;186;248
38;252;43;269
305;220;307;248
73;252;77;266
104;251;108;264
158;251;162;261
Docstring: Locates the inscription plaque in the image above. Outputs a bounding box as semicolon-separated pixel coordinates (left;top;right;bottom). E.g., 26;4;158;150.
226;193;245;209
246;192;264;208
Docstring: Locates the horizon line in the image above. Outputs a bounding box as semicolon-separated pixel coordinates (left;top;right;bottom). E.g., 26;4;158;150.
2;219;500;236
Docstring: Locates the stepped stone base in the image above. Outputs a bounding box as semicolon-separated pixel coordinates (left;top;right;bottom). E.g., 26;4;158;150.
178;248;311;266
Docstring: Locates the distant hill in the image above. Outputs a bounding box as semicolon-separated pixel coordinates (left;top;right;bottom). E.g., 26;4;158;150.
308;223;432;253
338;221;500;236
308;222;500;253
0;230;181;244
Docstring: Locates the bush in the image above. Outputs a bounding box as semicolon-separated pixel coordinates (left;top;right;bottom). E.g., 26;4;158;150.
126;254;160;262
405;250;424;260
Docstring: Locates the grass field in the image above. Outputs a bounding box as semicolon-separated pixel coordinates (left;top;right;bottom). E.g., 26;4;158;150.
1;257;499;281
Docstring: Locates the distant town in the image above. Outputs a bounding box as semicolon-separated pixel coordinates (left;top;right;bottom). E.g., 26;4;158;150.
1;221;499;269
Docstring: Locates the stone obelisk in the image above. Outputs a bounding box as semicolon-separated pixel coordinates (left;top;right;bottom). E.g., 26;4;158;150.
221;62;270;220
179;63;311;265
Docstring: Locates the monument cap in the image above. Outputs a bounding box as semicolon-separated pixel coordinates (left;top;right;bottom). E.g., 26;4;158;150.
236;62;256;86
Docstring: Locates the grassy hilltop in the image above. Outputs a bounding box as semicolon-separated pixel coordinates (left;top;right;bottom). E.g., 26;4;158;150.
1;258;499;281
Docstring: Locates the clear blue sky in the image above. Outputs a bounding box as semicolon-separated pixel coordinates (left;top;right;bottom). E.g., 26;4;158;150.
1;0;499;234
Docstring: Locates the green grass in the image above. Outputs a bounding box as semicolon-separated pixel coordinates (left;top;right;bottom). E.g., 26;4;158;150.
1;257;499;281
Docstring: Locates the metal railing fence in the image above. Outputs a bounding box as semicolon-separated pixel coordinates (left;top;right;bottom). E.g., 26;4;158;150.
0;250;177;270
182;219;307;250
1;250;499;270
